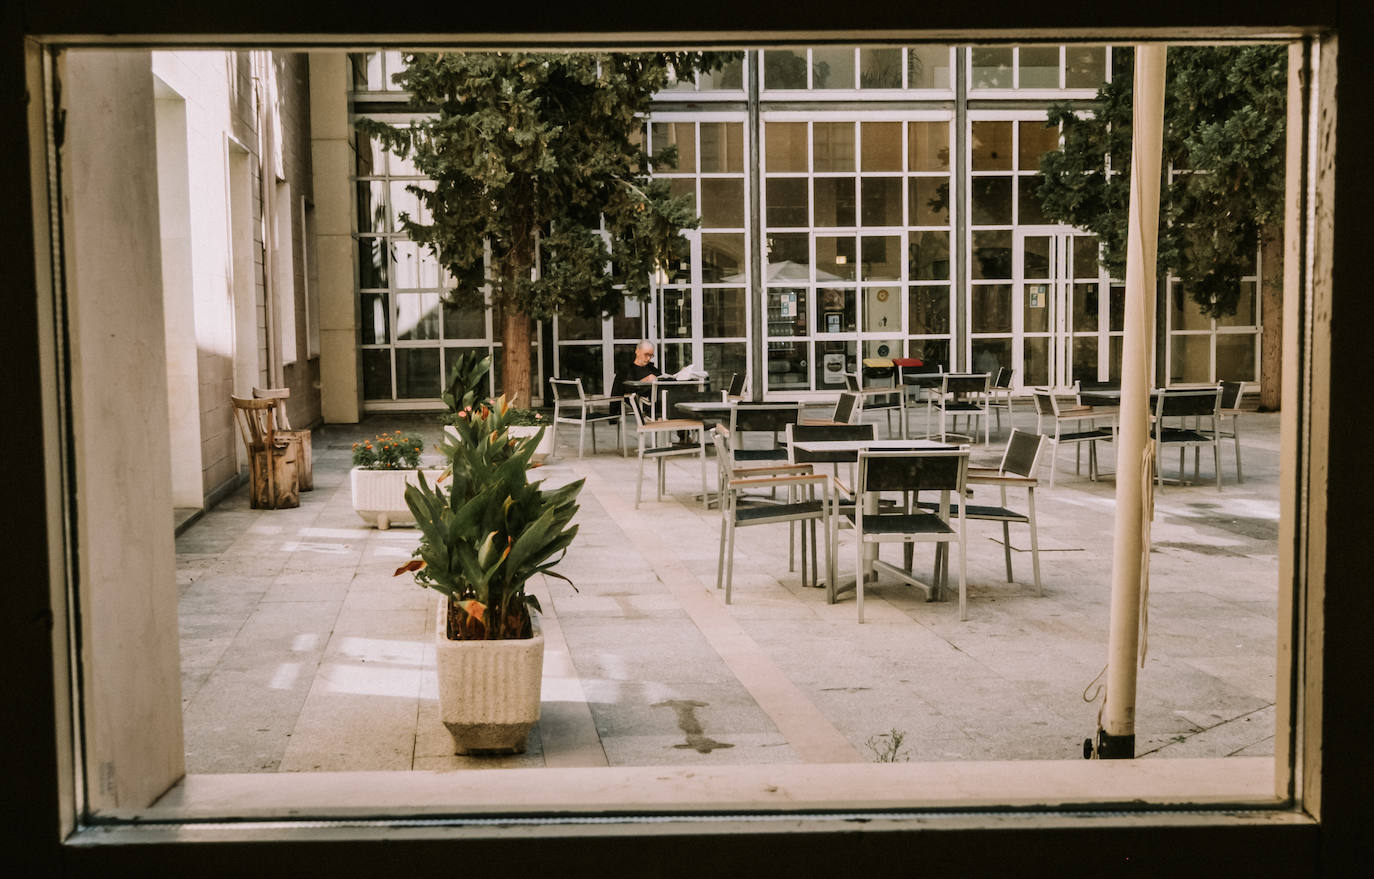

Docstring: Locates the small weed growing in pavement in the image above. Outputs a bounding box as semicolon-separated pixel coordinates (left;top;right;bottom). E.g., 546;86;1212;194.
866;728;910;763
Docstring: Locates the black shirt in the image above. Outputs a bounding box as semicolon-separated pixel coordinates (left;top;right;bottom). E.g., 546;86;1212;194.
625;361;661;382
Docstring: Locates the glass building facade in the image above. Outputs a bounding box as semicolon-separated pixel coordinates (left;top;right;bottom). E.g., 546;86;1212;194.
350;47;1262;406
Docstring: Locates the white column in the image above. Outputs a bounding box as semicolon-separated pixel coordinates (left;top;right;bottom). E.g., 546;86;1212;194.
1098;44;1167;758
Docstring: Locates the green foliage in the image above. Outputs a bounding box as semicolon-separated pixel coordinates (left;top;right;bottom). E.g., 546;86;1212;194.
864;728;910;763
503;407;548;427
401;396;583;640
1037;45;1286;318
357;52;725;328
351;431;425;470
441;349;492;423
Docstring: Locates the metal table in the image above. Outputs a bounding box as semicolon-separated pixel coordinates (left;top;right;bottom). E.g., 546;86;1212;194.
624;377;709;421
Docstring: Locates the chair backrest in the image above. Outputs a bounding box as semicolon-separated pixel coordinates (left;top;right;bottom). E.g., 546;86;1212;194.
624;393;651;429
251;386;292;430
993;367;1014;390
943;373;991;398
725;372;745;397
1156;387;1221;419
549;378;585;403
858;449;969;495
999;429;1048;479
1032;391;1057;417
230;395;279;453
1219;381;1246;410
786;422;875;464
843;372;861;392
730;403;803;435
832;392;859;425
709;427;733;488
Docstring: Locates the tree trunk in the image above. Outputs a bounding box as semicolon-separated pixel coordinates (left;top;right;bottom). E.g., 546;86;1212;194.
1259;225;1283;411
501;307;533;408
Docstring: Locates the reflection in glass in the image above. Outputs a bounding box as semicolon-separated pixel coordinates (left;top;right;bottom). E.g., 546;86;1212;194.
910;177;950;225
860;178;902;226
703;288;747;337
763;49;809;89
1019;121;1061;170
702;233;746;283
907;46;951;89
362;348;392;399
1023;337;1050;386
971;121;1014;171
1170;282;1212;330
908;286;950;335
971;47;1014;88
700;54;746;90
668;177;696;214
390;180;433;231
861;236;901;280
1108;334;1123;381
556;310;601;342
817;287;857;332
657;121;696;172
701;178;745;228
361;293;389;345
766;233;811;277
972;338;1012;375
814;177;856;227
1018;176;1050;224
816;238;858;281
1019;46;1061;88
812;47;856;89
612;297;644;340
1072;235;1100;279
392;241;441;289
1072;283;1100;332
557;343;603;392
971;230;1013;280
358;237;388;288
765;178;809;228
971;284;1013;333
1216;334;1257;381
1066;46;1108;88
704;342;749;393
700;122;744;173
443;300;486;339
397;292;441;340
813;121;855;172
357;181;387;233
660;342;690;375
859;48;902;88
1024;284;1051;332
908;121;950;171
1216;281;1257;326
971;177;1013;225
396;348;441;398
768;340;810;390
661;287;693;338
909;231;951;280
1170;334;1212;383
1071;336;1099;385
764;121;808;171
1023;235;1052;278
1109;283;1126;331
862;287;901;332
861;122;902;171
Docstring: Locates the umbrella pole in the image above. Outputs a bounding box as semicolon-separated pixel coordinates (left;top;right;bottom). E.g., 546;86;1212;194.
1093;44;1167;760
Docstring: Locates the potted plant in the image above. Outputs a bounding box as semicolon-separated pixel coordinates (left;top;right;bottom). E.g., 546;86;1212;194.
503;406;555;465
349;430;446;530
440;349;554;464
398;396;583;754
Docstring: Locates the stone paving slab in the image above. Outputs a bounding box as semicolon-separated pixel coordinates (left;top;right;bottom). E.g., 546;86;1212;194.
178;407;1280;772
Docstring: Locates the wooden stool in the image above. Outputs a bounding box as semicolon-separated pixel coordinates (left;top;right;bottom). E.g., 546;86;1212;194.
252;386;312;491
231;396;300;509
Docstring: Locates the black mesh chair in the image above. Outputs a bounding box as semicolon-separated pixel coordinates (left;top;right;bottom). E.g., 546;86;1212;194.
724;372;746;400
920;429;1048;596
727;403;803;465
845;371;902;436
800;392;859;427
550;377;625;458
710;429;833;604
986;367;1017;435
930;373;991;444
625;392;708;509
1151;386;1224;490
851;448;971;621
786;422;877;604
895;359;944;436
1032;390;1114;485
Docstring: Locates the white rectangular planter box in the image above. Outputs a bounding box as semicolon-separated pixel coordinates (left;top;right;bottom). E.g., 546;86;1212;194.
434;599;544;754
444;422;555;465
350;467;448;530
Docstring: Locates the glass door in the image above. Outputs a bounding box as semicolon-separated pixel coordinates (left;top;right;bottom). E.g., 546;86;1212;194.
1015;229;1105;390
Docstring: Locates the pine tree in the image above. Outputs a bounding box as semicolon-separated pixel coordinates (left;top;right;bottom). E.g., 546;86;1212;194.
359;52;724;404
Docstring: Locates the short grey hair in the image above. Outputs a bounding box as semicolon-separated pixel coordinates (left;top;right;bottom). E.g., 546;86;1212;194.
636;340;654;353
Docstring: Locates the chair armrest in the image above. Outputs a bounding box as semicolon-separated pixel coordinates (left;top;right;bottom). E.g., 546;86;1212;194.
730;463;814;477
729;473;830;489
966;473;1038;486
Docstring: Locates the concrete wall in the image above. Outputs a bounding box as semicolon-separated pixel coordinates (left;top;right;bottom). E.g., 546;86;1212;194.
310;51;362;423
62;49;185;812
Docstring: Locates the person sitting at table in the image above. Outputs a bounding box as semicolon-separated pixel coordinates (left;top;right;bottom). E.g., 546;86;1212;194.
626;339;662;383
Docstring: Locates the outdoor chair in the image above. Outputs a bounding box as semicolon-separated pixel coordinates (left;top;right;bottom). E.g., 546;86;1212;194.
727;402;803;466
710;429;833;604
1213;380;1249;483
930;373;992;444
1151;386;1224;490
895;359;943;437
919;429;1048;596
1032;390;1115;486
550;377;625;458
850;448;971;622
986;367;1017;437
252;386;312;490
723;372;746;401
230;395;300;510
845;369;902;436
625;392;709;509
800;391;859;427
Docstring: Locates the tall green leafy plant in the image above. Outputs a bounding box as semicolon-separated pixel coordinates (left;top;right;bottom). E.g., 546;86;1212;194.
441;349;493;425
398;396;583;640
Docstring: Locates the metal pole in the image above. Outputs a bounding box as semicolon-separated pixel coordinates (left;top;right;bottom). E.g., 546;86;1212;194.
1095;44;1166;760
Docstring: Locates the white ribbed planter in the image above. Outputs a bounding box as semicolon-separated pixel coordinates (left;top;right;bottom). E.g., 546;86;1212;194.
434;599;544;754
350;467;447;530
444;423;554;465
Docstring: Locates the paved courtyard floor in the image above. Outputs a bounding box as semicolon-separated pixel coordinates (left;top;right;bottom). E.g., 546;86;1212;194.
177;403;1280;773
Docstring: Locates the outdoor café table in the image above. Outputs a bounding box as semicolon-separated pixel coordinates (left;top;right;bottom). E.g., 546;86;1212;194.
673;398;735;430
624;377;709;421
790;438;960;603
